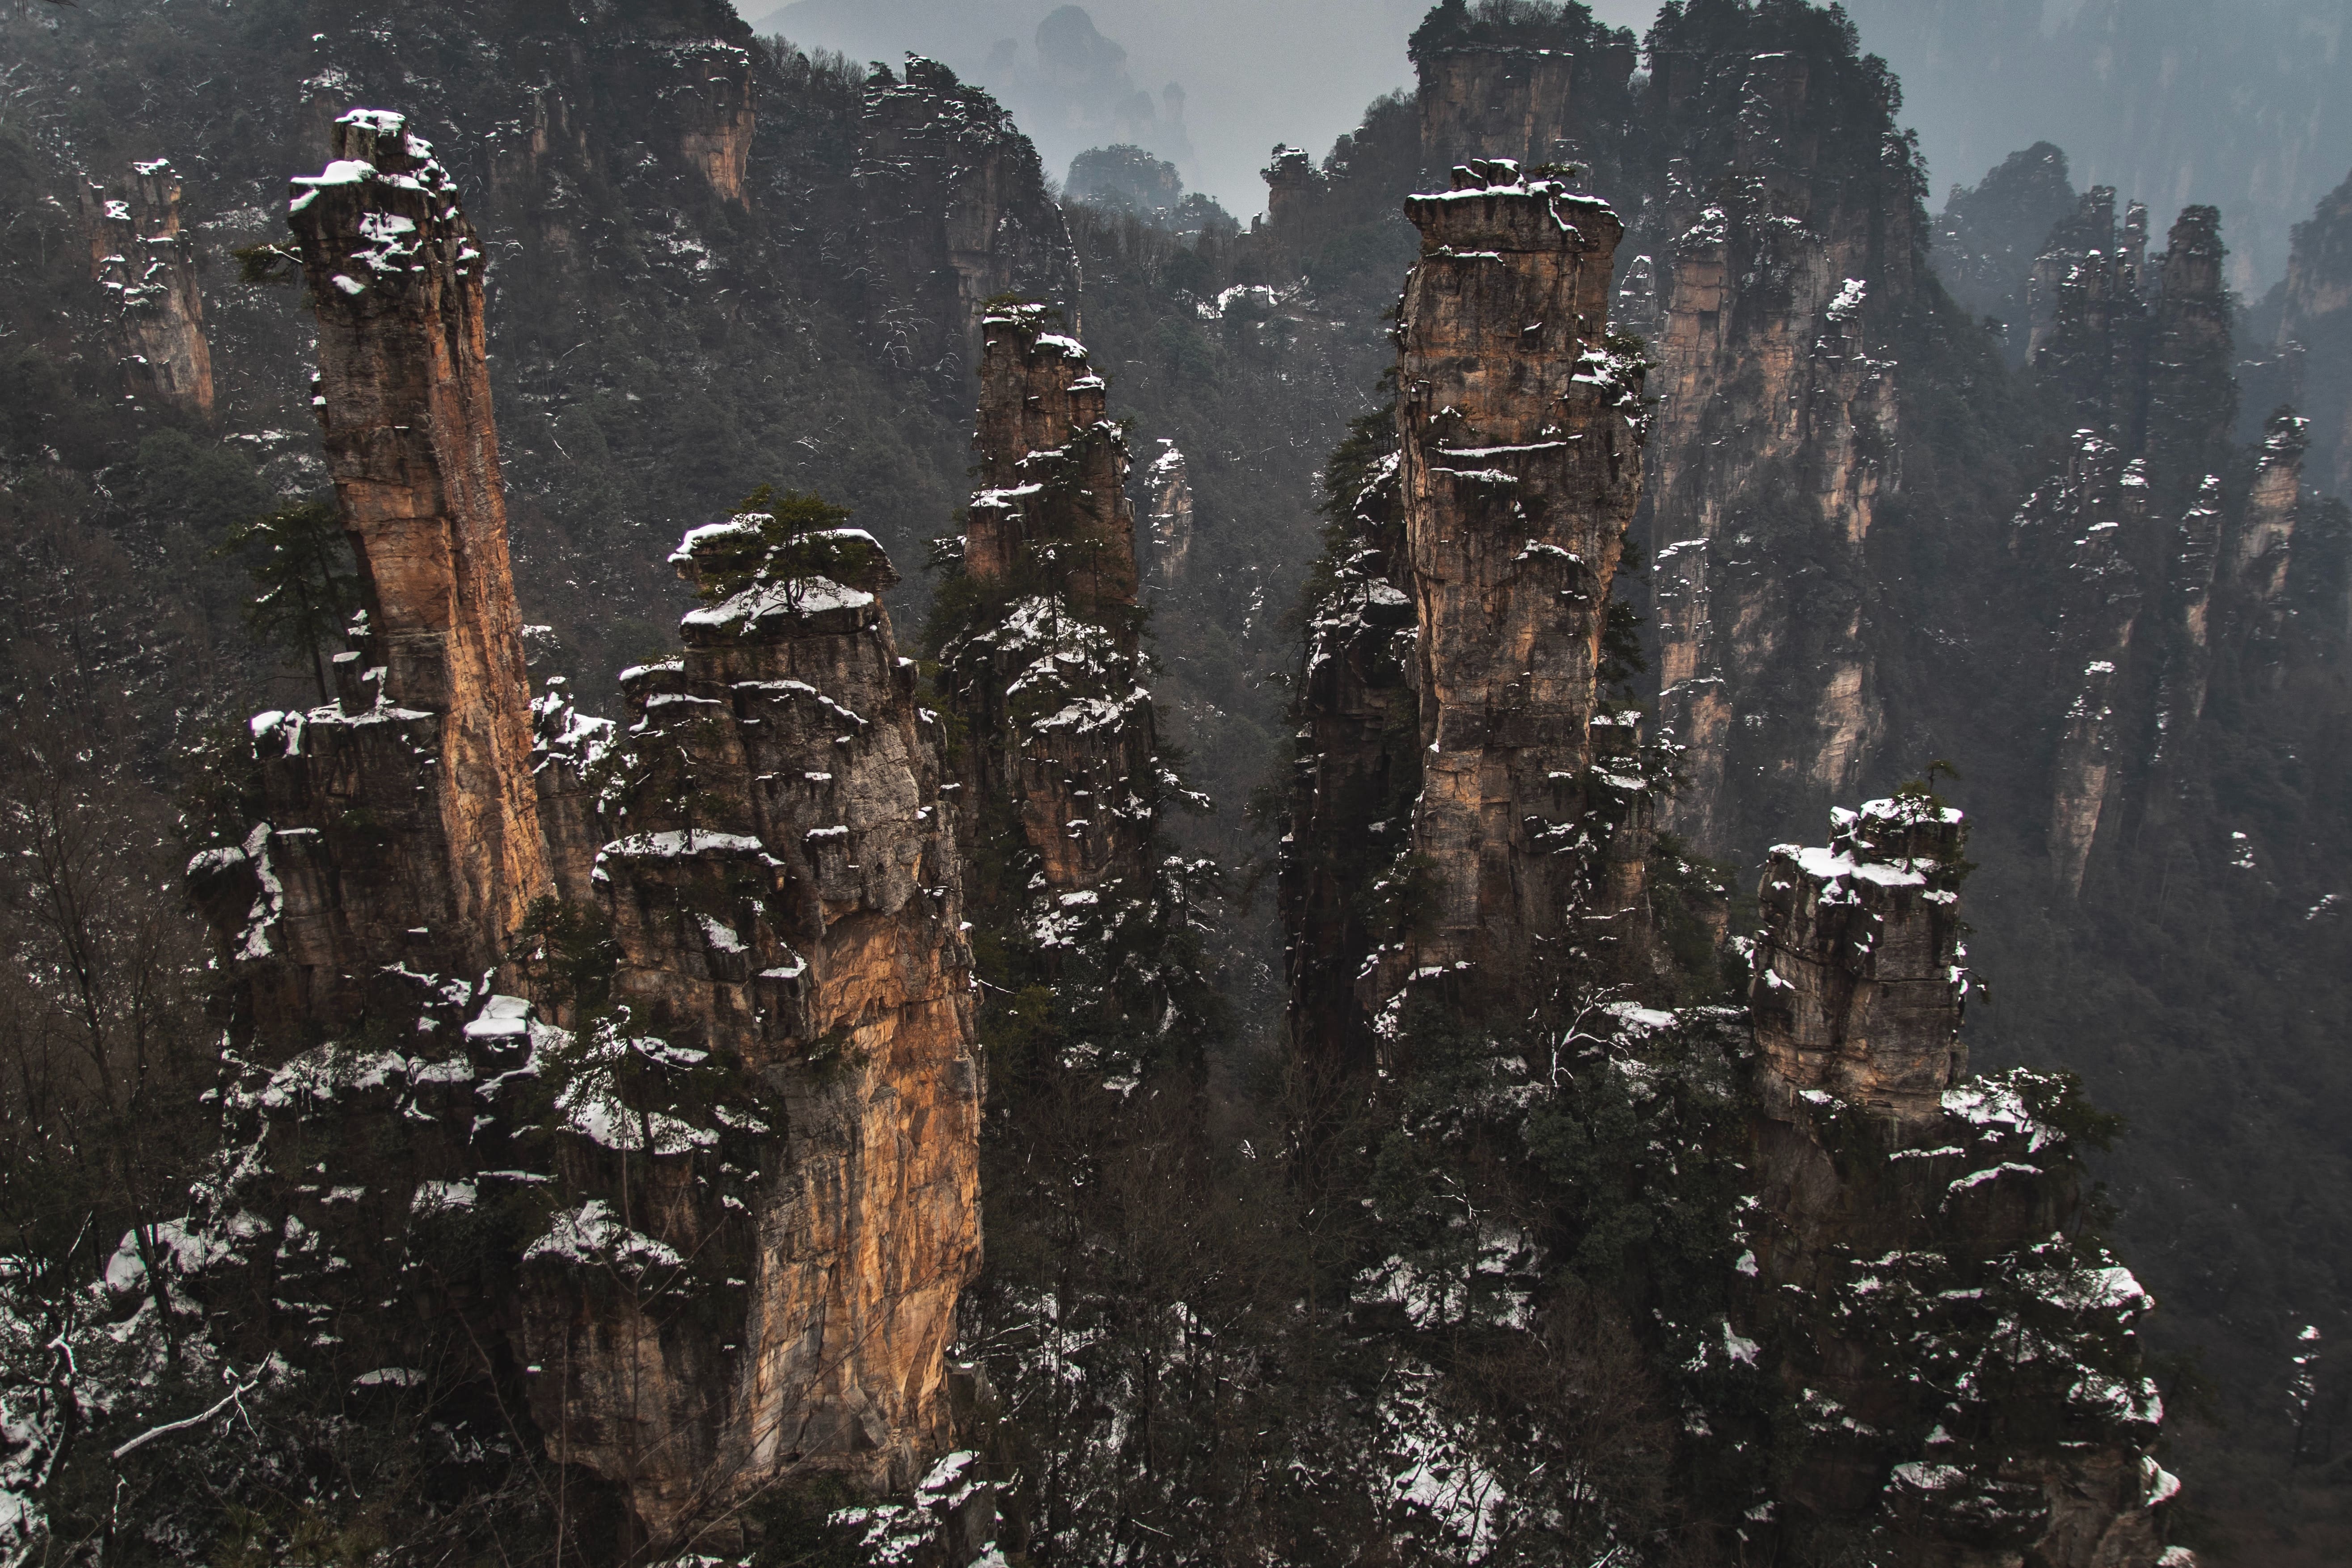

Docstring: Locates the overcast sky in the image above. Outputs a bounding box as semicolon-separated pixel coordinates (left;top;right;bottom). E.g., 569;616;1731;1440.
739;0;1663;218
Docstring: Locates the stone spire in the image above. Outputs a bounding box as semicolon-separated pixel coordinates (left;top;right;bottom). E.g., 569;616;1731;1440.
284;108;551;972
1383;159;1645;1001
943;304;1155;893
79;158;215;418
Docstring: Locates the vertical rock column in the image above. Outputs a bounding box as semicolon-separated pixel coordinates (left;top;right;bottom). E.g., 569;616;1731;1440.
285;109;551;975
1741;798;2174;1563
79;158;215;418
520;517;984;1538
1381;161;1645;1003
942;304;1156;894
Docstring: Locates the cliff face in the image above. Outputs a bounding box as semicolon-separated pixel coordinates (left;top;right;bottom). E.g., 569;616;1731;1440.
940;305;1154;895
184;110;982;1554
78;157;213;418
1628;10;1915;858
1743;798;2171;1565
858;57;1081;373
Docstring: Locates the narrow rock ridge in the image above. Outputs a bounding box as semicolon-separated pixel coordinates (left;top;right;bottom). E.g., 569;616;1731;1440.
941;304;1155;894
184;110;982;1552
77;157;214;418
857;56;1081;371
1743;797;2171;1564
1379;158;1647;1011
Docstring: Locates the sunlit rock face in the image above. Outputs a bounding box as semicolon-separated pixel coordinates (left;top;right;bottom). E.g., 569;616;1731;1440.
1284;159;1648;1033
185;110;983;1554
521;518;982;1540
78;157;214;418
194;110;555;1020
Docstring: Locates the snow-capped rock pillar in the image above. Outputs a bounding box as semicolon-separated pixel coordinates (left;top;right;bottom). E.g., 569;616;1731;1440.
285;108;551;974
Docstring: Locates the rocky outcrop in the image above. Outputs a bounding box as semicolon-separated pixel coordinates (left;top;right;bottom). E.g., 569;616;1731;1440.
2143;207;2238;493
661;38;756;202
937;304;1155;895
282;110;552;981
1390;162;1646;998
183;110;984;1554
2027;186;2150;417
857;56;1081;373
77;158;213;418
1284;160;1648;1031
2237;411;2307;604
1144;440;1195;587
1631;10;1912;858
2009;431;2154;896
1408;0;1638;178
1743;797;2174;1564
521;514;983;1539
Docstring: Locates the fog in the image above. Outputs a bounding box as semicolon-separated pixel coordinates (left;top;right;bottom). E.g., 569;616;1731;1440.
738;0;1660;220
740;0;2352;290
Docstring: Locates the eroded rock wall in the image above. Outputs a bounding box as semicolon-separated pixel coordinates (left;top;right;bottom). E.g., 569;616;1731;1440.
519;520;982;1538
184;110;983;1555
1632;19;1912;858
1390;164;1646;998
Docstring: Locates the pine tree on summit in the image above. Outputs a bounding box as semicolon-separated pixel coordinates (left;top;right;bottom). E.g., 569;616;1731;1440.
217;500;359;704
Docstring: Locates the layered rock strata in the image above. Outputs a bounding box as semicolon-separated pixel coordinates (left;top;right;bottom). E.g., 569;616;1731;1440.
1743;797;2173;1564
185;110;982;1552
78;157;214;418
1282;160;1647;1040
202;109;553;1012
520;517;983;1537
938;304;1155;894
1389;161;1647;999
